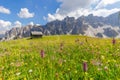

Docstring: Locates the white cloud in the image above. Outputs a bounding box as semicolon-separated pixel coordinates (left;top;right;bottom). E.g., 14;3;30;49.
57;0;93;14
13;21;22;28
92;8;120;17
46;0;96;21
0;6;10;14
18;8;34;18
0;20;11;34
45;0;120;21
29;22;34;26
47;13;64;21
47;8;120;21
36;24;40;26
95;0;120;9
0;20;11;28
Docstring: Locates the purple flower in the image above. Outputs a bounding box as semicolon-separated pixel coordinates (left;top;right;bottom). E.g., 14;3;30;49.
83;61;88;72
40;50;45;58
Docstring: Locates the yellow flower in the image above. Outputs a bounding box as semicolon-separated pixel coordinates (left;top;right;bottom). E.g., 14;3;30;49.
68;68;70;71
106;60;111;64
82;59;88;62
47;60;50;63
35;63;37;66
0;78;3;80
74;70;77;74
107;60;110;63
101;55;105;60
8;78;13;80
112;59;116;63
117;49;119;51
25;63;28;65
24;78;27;80
21;62;24;65
85;72;88;75
90;78;94;80
32;56;34;59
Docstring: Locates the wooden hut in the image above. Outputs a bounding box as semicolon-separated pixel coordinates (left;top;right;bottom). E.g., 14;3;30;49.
30;31;43;38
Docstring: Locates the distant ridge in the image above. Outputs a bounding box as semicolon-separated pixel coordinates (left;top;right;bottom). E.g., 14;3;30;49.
3;11;120;40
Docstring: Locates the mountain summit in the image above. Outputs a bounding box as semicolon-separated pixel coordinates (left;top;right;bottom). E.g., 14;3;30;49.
3;11;120;40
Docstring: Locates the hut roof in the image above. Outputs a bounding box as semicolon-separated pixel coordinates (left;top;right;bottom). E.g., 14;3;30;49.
31;31;43;35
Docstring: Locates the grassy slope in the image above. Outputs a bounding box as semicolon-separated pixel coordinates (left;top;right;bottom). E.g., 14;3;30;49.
0;35;120;80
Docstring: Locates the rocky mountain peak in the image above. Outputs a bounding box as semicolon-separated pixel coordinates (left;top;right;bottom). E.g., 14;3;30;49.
2;11;120;41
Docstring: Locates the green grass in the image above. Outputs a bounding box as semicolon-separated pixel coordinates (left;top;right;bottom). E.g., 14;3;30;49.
0;35;120;80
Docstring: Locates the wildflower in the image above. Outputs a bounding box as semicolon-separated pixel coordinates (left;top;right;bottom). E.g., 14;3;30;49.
55;73;59;78
16;72;21;76
75;38;79;43
60;42;64;50
47;60;50;63
0;78;3;80
90;60;101;66
58;59;63;66
68;68;70;71
24;78;27;80
112;38;116;45
85;72;88;75
83;61;88;72
80;42;84;45
51;56;55;60
74;70;77;74
35;64;37;66
101;55;105;60
104;66;108;71
29;69;33;73
0;66;4;70
10;62;14;66
32;56;34;59
90;78;94;80
40;50;45;58
115;64;120;67
97;68;102;71
112;59;116;63
15;62;22;67
117;49;119;51
63;59;66;63
25;63;28;66
107;60;110;63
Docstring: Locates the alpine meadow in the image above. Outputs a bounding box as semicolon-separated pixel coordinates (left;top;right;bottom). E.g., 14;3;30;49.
0;0;120;80
0;35;120;80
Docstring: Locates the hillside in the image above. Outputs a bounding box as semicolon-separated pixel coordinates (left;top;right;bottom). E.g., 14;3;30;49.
0;35;120;79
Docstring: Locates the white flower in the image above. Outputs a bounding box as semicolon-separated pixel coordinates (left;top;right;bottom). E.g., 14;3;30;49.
97;68;102;71
16;72;21;76
29;69;33;73
104;66;108;70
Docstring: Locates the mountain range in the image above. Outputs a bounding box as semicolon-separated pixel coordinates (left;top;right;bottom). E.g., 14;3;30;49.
2;11;120;41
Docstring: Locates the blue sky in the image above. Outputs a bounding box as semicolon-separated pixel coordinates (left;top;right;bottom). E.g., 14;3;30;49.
0;0;60;25
0;0;120;34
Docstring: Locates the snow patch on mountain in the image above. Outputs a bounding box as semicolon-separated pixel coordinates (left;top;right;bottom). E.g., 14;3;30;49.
84;25;120;38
